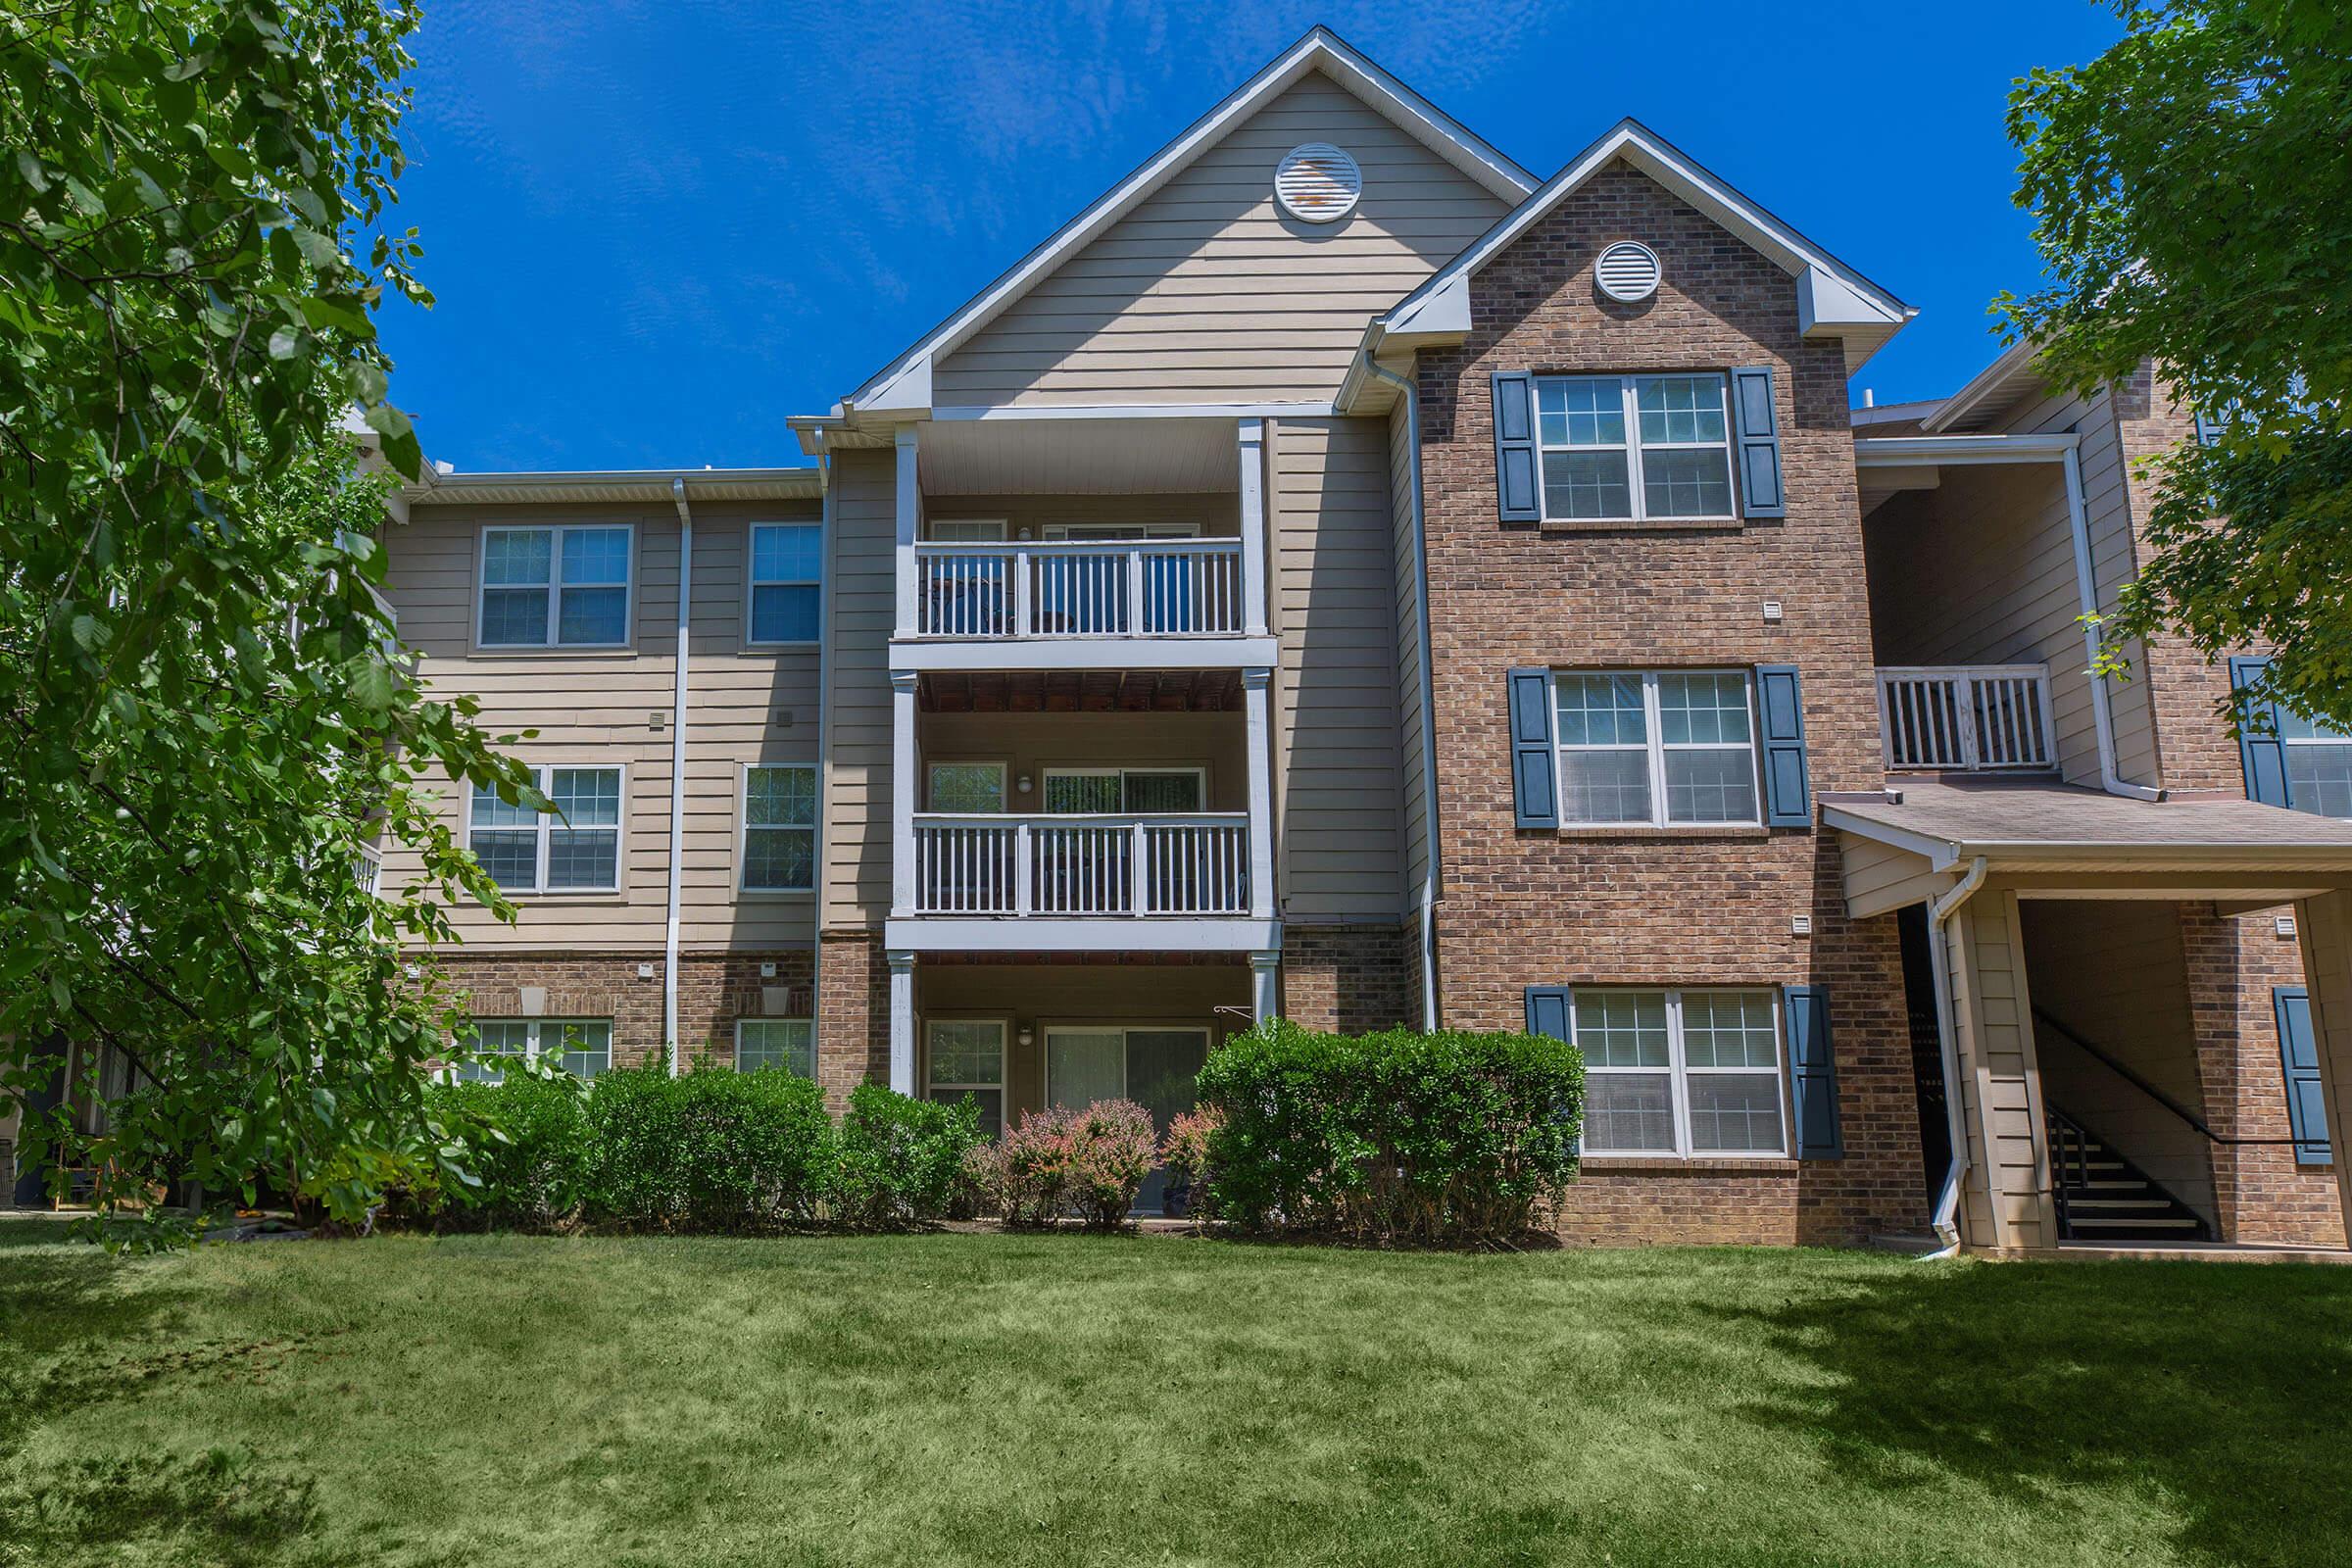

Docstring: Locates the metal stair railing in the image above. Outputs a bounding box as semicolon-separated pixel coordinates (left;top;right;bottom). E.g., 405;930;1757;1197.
2031;1006;2304;1148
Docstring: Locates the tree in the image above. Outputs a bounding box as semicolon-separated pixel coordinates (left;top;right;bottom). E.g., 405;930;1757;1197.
0;2;538;1239
1999;2;2352;727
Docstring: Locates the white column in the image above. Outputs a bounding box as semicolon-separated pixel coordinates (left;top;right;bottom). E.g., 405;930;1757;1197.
1243;666;1275;920
887;949;916;1095
1238;418;1268;637
894;424;920;637
1249;951;1280;1026
891;670;918;916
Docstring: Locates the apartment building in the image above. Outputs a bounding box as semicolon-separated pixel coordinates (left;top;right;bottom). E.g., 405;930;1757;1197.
369;27;2352;1255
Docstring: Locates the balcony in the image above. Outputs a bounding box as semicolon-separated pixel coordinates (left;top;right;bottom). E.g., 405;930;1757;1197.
910;812;1251;916
1878;664;2056;772
913;540;1247;640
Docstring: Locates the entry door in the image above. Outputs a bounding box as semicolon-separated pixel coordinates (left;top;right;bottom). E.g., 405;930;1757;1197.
1045;1026;1210;1213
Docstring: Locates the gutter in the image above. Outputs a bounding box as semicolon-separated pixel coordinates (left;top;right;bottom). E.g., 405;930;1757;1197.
2061;444;2163;803
663;478;694;1075
1922;856;1987;1258
1365;357;1443;1030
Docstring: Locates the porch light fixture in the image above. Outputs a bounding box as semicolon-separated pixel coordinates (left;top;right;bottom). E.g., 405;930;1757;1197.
1017;1026;1035;1049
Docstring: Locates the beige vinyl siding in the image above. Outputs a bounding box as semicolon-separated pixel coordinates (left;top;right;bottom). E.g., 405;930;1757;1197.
381;502;678;951
918;712;1248;813
932;73;1511;409
822;449;898;928
1386;390;1430;898
1946;888;2058;1250
923;492;1237;538
683;502;824;950
2022;901;2216;1225
1836;832;1945;919
1270;416;1405;920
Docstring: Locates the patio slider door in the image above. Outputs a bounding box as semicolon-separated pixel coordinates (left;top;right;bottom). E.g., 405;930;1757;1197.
1045;1026;1211;1213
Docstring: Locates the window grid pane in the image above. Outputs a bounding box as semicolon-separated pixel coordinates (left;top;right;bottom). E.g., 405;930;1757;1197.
560;528;631;585
747;766;816;827
550;1020;612;1078
479;588;550;646
744;827;814;891
546;829;618;889
750;583;820;643
752;524;822;583
2286;741;2352;819
1574;989;1787;1158
1573;992;1670;1067
928;1022;1005;1087
558;585;628;644
737;1018;815;1077
1636;376;1728;446
482;530;552;586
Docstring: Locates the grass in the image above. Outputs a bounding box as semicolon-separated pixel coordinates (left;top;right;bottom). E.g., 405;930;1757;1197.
2;1218;2348;1567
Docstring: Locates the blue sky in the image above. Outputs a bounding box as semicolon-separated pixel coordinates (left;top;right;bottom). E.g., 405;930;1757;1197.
381;2;2125;473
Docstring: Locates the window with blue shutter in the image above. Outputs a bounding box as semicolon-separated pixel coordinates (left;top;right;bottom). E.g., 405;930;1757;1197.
2275;987;2331;1165
1507;667;1558;829
2230;656;2291;808
1755;664;1812;827
1784;983;1843;1160
1525;986;1573;1044
1492;372;1540;522
1730;366;1786;520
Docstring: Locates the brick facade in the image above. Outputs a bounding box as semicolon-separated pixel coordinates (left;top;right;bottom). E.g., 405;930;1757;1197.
1413;164;1929;1245
430;950;816;1075
817;931;892;1110
1281;924;1418;1034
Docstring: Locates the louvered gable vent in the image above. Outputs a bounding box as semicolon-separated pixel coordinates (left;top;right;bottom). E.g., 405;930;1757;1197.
1275;143;1362;222
1595;240;1662;303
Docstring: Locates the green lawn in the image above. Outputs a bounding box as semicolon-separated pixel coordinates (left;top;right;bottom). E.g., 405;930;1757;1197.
2;1219;2348;1567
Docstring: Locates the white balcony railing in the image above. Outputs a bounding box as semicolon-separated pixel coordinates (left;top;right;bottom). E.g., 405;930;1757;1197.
909;812;1250;916
912;540;1246;639
1878;664;2056;771
355;841;383;896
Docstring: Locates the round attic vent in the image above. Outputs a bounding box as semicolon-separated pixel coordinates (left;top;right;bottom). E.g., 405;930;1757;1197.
1275;143;1362;223
1595;240;1662;303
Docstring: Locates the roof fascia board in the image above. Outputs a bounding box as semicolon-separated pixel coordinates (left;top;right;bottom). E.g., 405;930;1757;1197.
928;400;1336;422
1853;433;2079;466
842;28;1534;415
406;467;826;504
1920;340;2042;432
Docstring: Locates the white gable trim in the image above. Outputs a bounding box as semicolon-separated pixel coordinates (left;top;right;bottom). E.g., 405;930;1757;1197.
1376;119;1913;361
1919;340;2042;432
838;26;1535;416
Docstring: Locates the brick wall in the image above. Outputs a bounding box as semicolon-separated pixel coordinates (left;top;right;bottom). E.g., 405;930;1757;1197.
1282;924;1417;1034
1413;163;1928;1245
817;930;891;1109
430;950;815;1075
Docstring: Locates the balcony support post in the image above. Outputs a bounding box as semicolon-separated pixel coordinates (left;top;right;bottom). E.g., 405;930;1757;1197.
1249;950;1280;1026
893;425;919;638
1239;419;1269;638
891;670;918;917
1244;666;1276;920
887;949;916;1095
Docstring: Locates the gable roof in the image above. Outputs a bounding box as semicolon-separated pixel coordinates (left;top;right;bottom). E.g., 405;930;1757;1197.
1367;119;1915;374
810;26;1536;425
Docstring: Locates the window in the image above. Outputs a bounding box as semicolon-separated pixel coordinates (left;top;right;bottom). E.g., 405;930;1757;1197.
1551;670;1759;826
926;1019;1005;1138
2278;709;2352;819
749;523;821;644
741;764;816;892
1534;374;1735;522
736;1018;814;1077
927;761;1006;813
467;764;622;893
1042;767;1204;813
478;525;631;647
451;1018;612;1083
1574;990;1785;1156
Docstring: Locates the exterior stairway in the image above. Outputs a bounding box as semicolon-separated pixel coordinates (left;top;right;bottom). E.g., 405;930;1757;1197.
2046;1108;2212;1243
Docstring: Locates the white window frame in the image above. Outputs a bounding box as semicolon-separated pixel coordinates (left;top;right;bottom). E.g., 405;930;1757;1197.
1534;372;1737;524
476;523;634;649
738;762;817;895
734;1017;815;1077
924;1017;1008;1137
1572;989;1788;1159
1550;669;1762;828
1039;765;1208;814
746;522;823;647
465;762;626;895
925;759;1008;812
926;518;1008;543
451;1017;612;1084
1040;522;1202;541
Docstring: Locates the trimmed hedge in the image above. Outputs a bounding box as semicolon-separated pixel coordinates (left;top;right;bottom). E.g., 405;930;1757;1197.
586;1065;833;1232
1195;1020;1584;1246
831;1083;981;1229
427;1070;593;1231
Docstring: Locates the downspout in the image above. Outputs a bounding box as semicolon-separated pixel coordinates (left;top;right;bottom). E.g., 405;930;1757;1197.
812;452;835;1051
664;477;694;1076
1922;856;1987;1258
2061;444;2162;803
1367;357;1442;1031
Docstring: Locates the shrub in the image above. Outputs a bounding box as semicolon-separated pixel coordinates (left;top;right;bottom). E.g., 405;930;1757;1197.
830;1084;982;1228
584;1064;831;1232
1064;1100;1155;1229
966;1101;1156;1230
418;1070;594;1232
1159;1106;1221;1222
1195;1020;1583;1246
977;1107;1074;1229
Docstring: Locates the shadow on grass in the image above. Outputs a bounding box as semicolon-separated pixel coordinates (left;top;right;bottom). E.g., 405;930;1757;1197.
1726;1260;2352;1567
0;1446;320;1568
0;1214;200;1456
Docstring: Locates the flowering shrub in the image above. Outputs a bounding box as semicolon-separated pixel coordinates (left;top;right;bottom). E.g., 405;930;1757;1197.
1195;1020;1583;1246
966;1100;1158;1229
830;1084;981;1228
1064;1100;1155;1229
1159;1106;1221;1221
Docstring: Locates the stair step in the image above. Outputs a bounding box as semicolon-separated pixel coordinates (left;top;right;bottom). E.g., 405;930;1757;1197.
2071;1216;2202;1230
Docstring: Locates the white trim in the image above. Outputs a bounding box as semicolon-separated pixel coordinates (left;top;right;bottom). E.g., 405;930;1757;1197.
928;401;1339;423
1852;433;2079;466
884;916;1282;953
1918;341;2042;434
1549;670;1764;830
923;1017;1008;1137
745;520;824;649
839;27;1533;416
890;635;1279;673
1571;988;1788;1160
734;1016;816;1078
464;761;628;896
475;521;636;650
1531;372;1738;525
738;760;819;895
408;467;823;508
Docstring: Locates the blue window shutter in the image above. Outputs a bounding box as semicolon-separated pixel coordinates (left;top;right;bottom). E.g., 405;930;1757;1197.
1755;664;1812;828
1508;667;1558;828
1784;984;1843;1159
1731;366;1786;519
2275;987;2331;1165
2230;656;2293;808
1493;371;1540;522
1525;986;1573;1044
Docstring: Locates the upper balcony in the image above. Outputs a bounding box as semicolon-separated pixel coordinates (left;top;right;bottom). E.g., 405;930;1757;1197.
1878;664;2057;774
888;416;1272;673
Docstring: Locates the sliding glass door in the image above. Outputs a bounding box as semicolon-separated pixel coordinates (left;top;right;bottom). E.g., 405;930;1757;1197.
1044;1025;1210;1213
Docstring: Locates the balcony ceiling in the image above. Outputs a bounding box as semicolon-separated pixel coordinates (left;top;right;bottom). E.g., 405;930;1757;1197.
918;416;1240;496
919;668;1244;713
